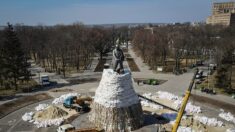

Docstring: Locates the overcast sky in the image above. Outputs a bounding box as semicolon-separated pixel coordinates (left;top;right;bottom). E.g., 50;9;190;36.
0;0;231;26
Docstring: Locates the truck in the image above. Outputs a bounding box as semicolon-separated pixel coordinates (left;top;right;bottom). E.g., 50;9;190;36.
63;96;91;113
40;75;50;86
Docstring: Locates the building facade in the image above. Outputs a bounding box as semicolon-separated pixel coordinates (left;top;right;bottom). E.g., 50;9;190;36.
206;2;235;26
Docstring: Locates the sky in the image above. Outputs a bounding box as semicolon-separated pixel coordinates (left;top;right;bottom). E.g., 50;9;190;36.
0;0;232;26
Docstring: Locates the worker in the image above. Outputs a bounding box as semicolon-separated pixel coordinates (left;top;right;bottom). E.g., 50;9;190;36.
113;44;124;73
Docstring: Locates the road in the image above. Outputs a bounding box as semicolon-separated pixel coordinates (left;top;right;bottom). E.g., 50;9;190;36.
1;79;234;132
0;99;55;132
0;82;99;132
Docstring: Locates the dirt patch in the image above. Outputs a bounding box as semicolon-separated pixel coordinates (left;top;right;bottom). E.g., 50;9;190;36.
191;94;235;115
94;59;106;72
126;58;140;72
124;54;131;58
34;105;68;120
133;78;167;85
69;78;100;85
0;93;52;119
50;89;74;92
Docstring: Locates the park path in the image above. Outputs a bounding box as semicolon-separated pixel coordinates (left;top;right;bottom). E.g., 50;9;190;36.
128;45;191;95
128;46;175;80
83;57;99;73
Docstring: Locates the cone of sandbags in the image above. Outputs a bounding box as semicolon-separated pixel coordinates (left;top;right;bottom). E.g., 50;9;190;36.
89;69;143;132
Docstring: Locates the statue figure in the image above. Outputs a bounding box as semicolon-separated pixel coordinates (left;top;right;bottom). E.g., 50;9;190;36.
113;44;124;73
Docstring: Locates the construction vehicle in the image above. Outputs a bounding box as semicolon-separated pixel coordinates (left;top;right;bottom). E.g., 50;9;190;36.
63;96;92;113
40;75;50;86
201;87;216;95
172;69;198;132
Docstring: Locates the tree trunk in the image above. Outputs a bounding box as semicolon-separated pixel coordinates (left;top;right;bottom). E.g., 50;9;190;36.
100;52;103;60
61;54;66;78
14;77;18;91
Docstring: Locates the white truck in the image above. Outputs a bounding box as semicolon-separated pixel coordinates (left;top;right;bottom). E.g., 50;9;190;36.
40;75;50;86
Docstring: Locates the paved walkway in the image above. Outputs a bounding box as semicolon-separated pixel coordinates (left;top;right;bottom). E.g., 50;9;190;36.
128;46;191;94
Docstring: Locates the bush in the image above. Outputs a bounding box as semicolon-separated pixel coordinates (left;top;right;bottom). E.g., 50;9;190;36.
144;79;159;85
215;64;231;88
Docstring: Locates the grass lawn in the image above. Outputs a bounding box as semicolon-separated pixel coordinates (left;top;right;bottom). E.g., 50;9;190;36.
0;93;52;118
157;58;197;73
195;73;234;96
0;79;38;97
126;58;140;72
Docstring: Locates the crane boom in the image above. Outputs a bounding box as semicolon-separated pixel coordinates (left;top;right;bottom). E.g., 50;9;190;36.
172;69;198;132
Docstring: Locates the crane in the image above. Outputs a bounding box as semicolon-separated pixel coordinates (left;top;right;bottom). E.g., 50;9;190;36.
172;69;198;132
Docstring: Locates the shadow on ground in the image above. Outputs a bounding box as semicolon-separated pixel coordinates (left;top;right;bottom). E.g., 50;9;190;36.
143;111;170;126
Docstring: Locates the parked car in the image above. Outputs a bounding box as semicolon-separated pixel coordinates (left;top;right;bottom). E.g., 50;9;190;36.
196;60;204;66
40;75;50;86
201;87;216;95
209;63;217;70
196;74;201;79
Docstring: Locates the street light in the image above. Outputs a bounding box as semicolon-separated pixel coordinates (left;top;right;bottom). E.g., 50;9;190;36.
37;70;41;86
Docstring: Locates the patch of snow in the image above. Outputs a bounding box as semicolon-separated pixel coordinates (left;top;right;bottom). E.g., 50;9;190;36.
142;93;152;99
142;93;157;99
194;115;223;127
219;111;235;124
52;93;78;104
157;91;180;101
22;111;64;128
226;128;235;132
33;118;64;128
22;112;34;121
156;91;201;114
35;104;48;111
169;120;176;125
185;102;201;114
141;100;163;110
177;126;194;132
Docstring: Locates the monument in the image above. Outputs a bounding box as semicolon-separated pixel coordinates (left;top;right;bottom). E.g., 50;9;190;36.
89;69;143;132
113;44;124;73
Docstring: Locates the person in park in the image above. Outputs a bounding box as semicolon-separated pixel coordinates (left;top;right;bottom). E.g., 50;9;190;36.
113;44;125;73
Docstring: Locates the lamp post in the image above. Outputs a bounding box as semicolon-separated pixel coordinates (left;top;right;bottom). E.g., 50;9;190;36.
37;70;41;85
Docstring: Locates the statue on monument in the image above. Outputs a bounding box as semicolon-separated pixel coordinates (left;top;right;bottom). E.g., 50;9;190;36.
113;44;124;74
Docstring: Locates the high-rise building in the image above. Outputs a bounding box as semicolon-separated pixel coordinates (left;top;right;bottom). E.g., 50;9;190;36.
206;1;235;26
